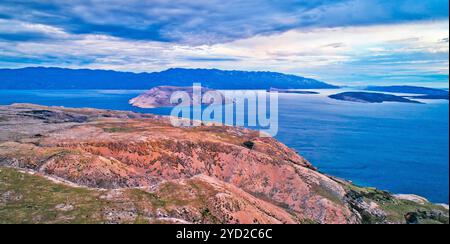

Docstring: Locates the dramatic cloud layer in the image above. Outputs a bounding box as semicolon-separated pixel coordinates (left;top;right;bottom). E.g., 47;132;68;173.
0;0;449;86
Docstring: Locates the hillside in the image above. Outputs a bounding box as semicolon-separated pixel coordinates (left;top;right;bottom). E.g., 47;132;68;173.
0;104;447;224
0;67;337;90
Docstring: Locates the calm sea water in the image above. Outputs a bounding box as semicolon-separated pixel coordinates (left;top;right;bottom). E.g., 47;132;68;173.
0;89;448;203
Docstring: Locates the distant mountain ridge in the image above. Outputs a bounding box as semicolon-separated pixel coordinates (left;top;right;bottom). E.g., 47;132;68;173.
0;67;337;90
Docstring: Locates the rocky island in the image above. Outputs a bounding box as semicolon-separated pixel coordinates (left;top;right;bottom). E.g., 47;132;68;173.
129;86;226;108
0;104;448;224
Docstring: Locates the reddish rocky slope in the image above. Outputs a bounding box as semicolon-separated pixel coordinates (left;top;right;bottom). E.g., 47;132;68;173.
0;104;447;224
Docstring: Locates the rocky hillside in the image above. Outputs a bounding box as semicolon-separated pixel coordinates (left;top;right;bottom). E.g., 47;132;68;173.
0;104;448;224
129;86;226;108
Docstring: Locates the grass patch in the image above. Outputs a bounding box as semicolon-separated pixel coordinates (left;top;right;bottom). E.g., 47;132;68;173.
0;167;175;224
0;167;105;224
127;188;166;208
381;200;449;224
156;182;193;207
0;167;233;224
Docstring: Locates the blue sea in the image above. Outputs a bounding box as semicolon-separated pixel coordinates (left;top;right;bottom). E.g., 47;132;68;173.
0;89;448;203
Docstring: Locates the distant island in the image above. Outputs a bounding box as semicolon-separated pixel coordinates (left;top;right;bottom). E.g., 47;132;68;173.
365;86;449;100
329;92;423;104
404;94;449;100
0;67;338;90
268;88;319;94
129;86;227;108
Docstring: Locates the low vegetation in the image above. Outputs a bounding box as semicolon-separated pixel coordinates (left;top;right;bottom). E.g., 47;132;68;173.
344;184;449;224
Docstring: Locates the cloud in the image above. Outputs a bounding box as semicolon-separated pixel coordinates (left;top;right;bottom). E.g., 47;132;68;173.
1;19;448;83
0;18;69;41
185;57;242;62
0;0;448;44
0;1;448;86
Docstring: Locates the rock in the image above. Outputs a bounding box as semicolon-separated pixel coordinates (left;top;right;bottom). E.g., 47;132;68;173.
19;110;89;123
345;190;388;224
55;203;75;212
242;141;255;150
405;209;449;224
1;190;23;203
405;212;419;224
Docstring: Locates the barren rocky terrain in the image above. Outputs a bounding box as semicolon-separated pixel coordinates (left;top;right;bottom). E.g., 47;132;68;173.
0;104;448;224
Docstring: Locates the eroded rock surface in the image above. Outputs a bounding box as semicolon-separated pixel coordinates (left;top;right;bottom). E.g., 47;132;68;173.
0;104;448;224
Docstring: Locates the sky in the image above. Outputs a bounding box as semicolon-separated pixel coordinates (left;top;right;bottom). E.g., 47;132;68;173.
0;0;448;87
